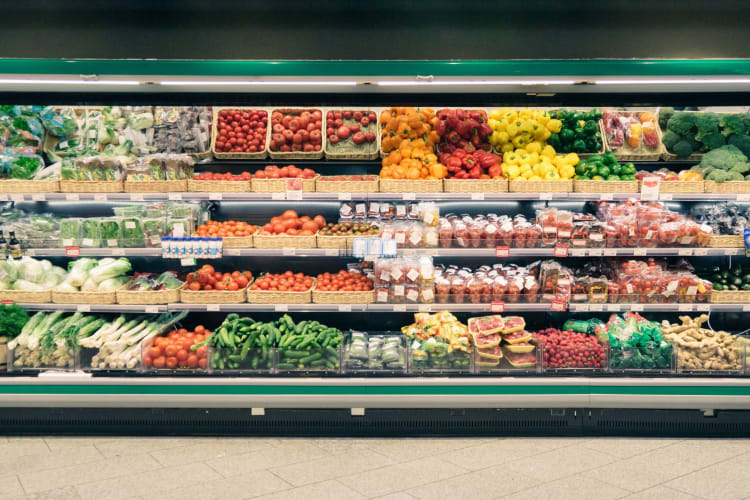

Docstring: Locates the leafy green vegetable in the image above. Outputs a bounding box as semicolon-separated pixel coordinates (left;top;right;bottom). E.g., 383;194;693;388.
0;304;29;340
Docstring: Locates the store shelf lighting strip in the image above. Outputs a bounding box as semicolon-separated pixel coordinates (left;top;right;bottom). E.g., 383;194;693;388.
0;79;141;85
158;80;358;86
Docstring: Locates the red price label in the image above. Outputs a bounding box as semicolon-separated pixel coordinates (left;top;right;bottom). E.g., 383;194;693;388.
490;301;505;313
65;246;81;258
495;246;510;258
550;299;567;312
553;244;569;258
1;299;14;305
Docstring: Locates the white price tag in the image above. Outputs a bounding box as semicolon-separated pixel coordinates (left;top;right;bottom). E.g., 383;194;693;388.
631;304;644;312
111;249;125;256
168;193;182;201
606;304;621;312
576;304;590;312
393;304;407;312
737;194;750;201
694;248;708;256
678;304;694;312
725;248;737;256
206;304;221;312
324;248;339;256
401;193;416;201
678;248;694;256
337;193;352;201
0;194;7;201
599;193;614;201
570;249;586;257
471;193;485;201
76;304;91;313
274;304;288;312
659;193;673;201
589;248;603;257
94;194;107;201
282;247;296;256
338;304;352;312
271;192;285;200
130;194;144;201
640;176;661;201
696;304;711;312
225;249;240;256
539;193;553;200
208;192;223;200
31;193;45;202
603;248;617;257
286;190;302;201
65;193;79;201
417;304;431;312
634;248;647;256
589;303;603;312
742;304;750;312
180;257;196;266
10;194;23;202
144;306;159;314
402;249;416;256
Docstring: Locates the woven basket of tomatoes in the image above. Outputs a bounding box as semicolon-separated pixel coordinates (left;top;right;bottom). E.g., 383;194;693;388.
247;271;316;304
312;270;375;304
188;171;252;192
255;210;322;249
268;108;324;159
141;325;211;372
251;164;318;192
193;220;258;249
180;265;253;304
211;108;269;159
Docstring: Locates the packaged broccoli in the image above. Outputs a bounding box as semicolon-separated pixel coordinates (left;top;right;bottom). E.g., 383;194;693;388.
120;218;145;247
40;107;79;137
60;218;81;247
80;219;101;248
99;218;121;248
142;218;166;247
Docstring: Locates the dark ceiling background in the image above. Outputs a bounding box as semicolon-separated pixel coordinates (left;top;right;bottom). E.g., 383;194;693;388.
2;0;750;60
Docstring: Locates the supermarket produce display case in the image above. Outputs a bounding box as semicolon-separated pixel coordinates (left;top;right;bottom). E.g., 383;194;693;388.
3;58;750;436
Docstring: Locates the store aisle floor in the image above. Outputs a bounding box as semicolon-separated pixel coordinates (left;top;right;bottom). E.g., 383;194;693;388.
0;436;748;499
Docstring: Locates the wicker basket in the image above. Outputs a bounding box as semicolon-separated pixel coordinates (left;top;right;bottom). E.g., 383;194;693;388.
324;107;380;160
0;180;60;193
124;180;188;193
705;181;750;194
709;290;750;304
51;290;117;304
179;284;248;304
254;233;318;249
116;288;180;305
0;290;51;303
251;175;317;192
60;180;124;193
221;233;256;249
707;235;744;248
315;176;379;193
247;280;315;304
443;178;509;193
657;181;705;193
573;180;639;193
316;234;355;250
211;107;269;159
379;178;443;193
187;179;251;192
508;180;572;193
268;108;324;159
312;289;374;304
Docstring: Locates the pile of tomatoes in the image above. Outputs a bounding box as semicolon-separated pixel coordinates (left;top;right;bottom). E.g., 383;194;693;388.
326;110;377;147
215;109;268;154
253;164;316;179
186;264;253;291
250;271;315;292
193;220;258;238
258;209;325;236
315;270;374;292
269;109;323;153
143;326;210;370
193;171;253;181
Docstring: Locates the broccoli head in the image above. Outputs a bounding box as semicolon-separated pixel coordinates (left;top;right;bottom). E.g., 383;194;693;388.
727;133;750;158
661;129;680;150
695;112;720;135
720;114;747;137
729;162;750;175
667;113;696;136
671;139;694;157
727;170;745;181
659;107;675;130
699;144;749;171
706;170;732;182
697;132;726;152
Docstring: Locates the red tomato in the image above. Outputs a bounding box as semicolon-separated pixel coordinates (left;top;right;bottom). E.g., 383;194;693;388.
152;356;166;368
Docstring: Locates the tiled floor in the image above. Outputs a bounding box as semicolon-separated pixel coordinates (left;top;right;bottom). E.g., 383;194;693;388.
1;436;749;499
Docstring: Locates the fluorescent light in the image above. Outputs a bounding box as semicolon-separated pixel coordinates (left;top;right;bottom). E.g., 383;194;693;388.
0;79;140;85
376;79;576;86
159;80;358;86
595;78;750;85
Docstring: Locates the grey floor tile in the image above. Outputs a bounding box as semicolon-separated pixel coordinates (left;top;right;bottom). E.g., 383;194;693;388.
0;445;102;477
150;438;279;467
663;451;750;499
581;437;681;459
74;462;221;500
339;456;469;498
502;444;618;482
501;473;631;500
621;485;702;500
254;479;365;500
407;464;538;500
209;442;329;478
360;438;487;463
270;449;395;487
158;470;290;500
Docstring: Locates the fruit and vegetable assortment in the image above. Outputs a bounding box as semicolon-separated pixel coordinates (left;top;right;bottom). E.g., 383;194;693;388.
533;328;607;370
344;332;406;372
469;315;537;370
185;264;252;292
269;109;323;154
325;109;378;155
379;107;439;154
700;265;750;292
659;108;750;158
599;312;674;370
315;270;373;292
636;168;703;182
439;147;503;179
547;108;604;154
318;221;380;237
193;220;258;238
213;108;267;154
142;325;210;371
258;210;325;236
380;138;447;180
602;110;660;153
402;312;472;372
662;315;744;372
252;164;317;179
435;109;492;153
249;271;314;293
574;152;637;181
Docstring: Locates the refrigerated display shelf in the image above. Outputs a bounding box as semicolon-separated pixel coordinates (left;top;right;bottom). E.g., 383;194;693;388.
1;376;749;410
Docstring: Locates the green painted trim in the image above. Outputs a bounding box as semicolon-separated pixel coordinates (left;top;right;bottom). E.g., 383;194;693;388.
0;59;750;77
1;384;750;397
